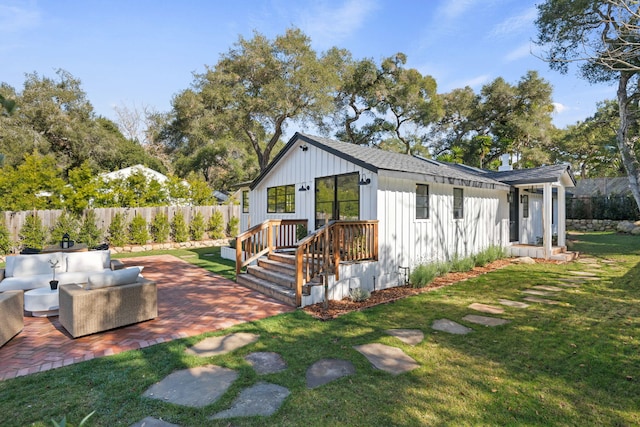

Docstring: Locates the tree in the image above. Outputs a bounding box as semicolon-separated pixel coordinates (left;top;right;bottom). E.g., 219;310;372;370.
167;28;339;172
536;0;640;208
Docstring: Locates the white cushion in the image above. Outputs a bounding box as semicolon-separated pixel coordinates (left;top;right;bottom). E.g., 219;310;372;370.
85;267;140;290
12;252;64;277
4;255;16;277
65;251;104;273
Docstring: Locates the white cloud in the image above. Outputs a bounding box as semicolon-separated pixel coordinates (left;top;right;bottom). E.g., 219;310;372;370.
443;74;491;92
436;0;478;20
490;6;537;38
504;42;532;62
552;102;567;114
298;0;379;48
0;3;40;33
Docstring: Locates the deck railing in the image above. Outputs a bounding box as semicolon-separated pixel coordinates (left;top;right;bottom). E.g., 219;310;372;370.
236;219;378;306
235;219;308;277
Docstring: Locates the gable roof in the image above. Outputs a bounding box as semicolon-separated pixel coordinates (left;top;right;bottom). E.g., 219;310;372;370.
251;133;574;190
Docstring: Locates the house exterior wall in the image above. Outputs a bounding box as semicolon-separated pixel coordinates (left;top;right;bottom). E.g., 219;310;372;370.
519;191;559;244
377;174;509;286
247;143;376;230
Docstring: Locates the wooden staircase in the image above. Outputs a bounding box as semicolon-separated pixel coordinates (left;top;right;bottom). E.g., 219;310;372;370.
236;252;304;307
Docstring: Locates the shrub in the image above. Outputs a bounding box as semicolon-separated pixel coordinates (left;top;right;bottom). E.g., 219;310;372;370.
151;212;170;243
129;214;149;245
0;220;13;254
208;210;225;239
190;211;205;241
450;254;475;273
349;287;371;302
108;212;128;247
49;210;81;244
227;215;239;237
171;212;189;242
78;210;103;248
19;213;47;250
474;245;506;266
410;263;440;288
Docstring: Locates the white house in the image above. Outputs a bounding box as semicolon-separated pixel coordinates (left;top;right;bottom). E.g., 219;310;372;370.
235;133;575;307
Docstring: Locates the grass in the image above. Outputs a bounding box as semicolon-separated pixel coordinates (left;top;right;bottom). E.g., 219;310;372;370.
1;234;639;426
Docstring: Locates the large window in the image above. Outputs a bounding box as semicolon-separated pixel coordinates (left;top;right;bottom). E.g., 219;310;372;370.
315;172;359;228
242;190;249;213
267;185;295;213
453;188;464;219
416;184;429;219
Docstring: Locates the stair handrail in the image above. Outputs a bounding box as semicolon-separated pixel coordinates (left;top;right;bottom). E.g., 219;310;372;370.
235;219;308;277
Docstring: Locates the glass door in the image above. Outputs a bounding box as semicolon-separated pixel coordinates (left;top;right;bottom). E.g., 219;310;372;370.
315;172;360;229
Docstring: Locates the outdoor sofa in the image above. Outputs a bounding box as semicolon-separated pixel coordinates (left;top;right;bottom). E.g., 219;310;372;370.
0;290;23;347
0;250;124;292
59;268;157;338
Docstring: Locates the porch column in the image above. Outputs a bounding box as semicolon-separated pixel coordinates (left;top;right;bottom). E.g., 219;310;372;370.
543;182;553;259
557;185;566;248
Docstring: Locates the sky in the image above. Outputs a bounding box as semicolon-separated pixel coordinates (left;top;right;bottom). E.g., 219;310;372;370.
2;0;616;136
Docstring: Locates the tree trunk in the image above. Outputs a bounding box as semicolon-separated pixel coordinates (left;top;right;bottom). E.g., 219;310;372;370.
616;73;640;212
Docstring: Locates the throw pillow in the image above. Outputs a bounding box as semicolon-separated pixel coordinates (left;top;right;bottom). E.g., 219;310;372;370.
65;251;104;273
12;252;64;277
4;255;16;277
85;267;141;290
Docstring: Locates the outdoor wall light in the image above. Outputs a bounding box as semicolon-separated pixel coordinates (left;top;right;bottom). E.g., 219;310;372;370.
299;184;310;191
358;176;371;186
299;145;308;151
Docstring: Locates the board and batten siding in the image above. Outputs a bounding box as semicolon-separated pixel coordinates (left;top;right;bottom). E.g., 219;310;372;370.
520;192;558;244
249;143;376;228
377;174;509;276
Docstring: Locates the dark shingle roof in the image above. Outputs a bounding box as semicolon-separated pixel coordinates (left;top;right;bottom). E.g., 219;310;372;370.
485;164;575;186
251;133;572;190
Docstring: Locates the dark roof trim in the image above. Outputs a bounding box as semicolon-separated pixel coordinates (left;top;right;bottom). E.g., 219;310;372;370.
250;133;377;189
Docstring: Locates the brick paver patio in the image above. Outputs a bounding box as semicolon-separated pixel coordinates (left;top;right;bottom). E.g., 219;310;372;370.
0;255;295;381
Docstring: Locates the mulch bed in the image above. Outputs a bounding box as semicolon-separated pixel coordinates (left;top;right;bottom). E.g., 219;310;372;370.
302;258;556;320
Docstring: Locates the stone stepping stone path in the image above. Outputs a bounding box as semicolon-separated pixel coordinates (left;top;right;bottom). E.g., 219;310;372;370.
568;270;598;277
143;365;238;408
523;296;560;305
354;343;420;375
468;303;504;314
462;314;509;327
185;332;259;357
532;285;564;292
385;329;424;345
245;352;287;374
306;359;356;388
210;382;290;419
497;299;529;308
522;289;554;297
432;318;473;335
556;282;580;288
130;417;179;427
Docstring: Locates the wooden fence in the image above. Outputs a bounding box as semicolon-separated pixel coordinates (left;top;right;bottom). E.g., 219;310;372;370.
2;205;240;244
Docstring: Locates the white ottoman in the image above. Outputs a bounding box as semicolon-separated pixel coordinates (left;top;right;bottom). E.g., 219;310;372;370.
24;288;59;317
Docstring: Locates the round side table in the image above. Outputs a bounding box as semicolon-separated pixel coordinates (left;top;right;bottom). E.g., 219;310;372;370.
24;287;59;317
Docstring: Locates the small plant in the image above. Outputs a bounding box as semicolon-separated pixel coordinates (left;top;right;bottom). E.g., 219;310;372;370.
474;245;506;267
49;258;60;281
107;212;128;247
52;411;95;427
190;211;205;241
151;212;170;243
49;210;80;244
129;214;150;245
410;263;440;288
208;210;225;239
450;253;475;273
19;212;47;250
227;215;239;237
78;210;102;248
171;212;189;242
349;287;371;302
0;219;13;254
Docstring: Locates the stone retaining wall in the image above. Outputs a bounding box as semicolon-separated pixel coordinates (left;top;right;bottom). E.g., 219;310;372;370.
566;219;621;232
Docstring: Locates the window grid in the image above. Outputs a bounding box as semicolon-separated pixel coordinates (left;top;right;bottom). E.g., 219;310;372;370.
267;185;295;213
453;188;464;219
416;184;429;219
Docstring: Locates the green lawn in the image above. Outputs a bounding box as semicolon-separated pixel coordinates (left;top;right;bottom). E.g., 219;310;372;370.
1;234;639;426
